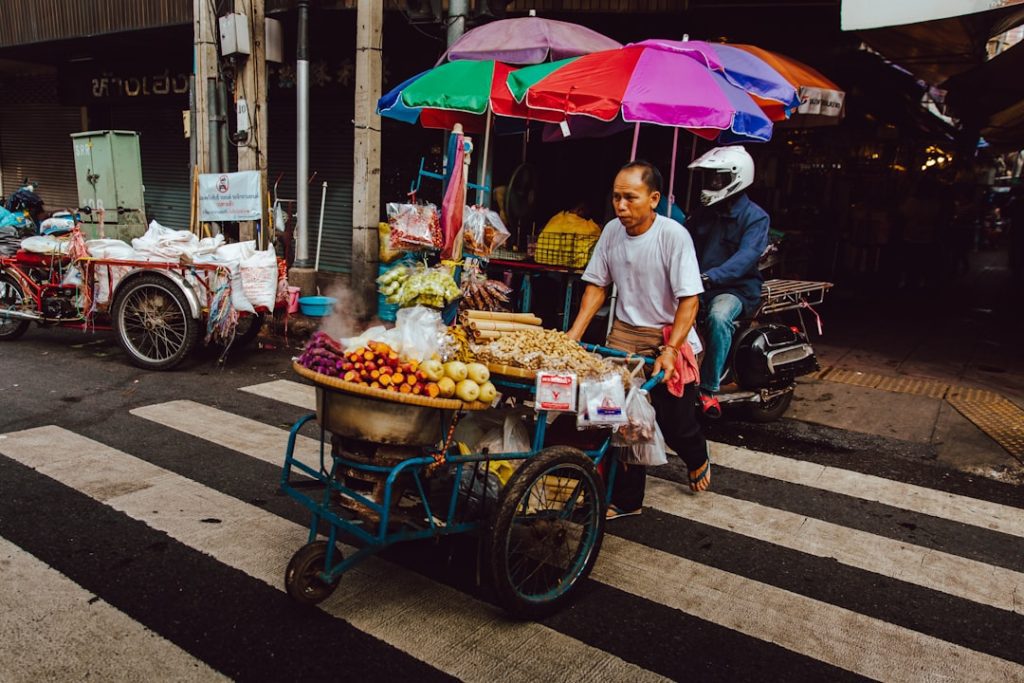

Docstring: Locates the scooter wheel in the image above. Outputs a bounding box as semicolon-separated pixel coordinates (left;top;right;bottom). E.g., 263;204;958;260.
0;273;30;341
743;388;793;423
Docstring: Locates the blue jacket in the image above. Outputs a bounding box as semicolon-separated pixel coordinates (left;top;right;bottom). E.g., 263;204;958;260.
690;193;770;315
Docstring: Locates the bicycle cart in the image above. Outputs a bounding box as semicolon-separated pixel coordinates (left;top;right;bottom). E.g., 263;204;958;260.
280;345;660;619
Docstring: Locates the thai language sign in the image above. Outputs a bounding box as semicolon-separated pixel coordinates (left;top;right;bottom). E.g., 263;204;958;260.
198;171;262;222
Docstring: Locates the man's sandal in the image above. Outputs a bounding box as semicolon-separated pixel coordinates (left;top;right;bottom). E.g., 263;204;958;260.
688;459;712;492
606;505;642;520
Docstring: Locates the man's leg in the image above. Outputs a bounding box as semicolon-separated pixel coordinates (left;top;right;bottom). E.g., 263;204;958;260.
651;382;711;491
699;293;744;394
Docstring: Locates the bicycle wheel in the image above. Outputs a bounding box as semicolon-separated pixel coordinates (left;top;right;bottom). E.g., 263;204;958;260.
112;273;198;370
487;446;605;620
0;273;29;340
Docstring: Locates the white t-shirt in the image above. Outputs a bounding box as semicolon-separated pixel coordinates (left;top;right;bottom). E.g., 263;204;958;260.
582;214;704;352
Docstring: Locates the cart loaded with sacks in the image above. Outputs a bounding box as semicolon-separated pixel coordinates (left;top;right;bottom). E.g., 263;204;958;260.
280;338;661;619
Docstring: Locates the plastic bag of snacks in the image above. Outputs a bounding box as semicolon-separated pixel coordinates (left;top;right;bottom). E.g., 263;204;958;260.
612;386;668;467
577;373;628;429
386;202;441;250
462;206;510;257
459;260;512;312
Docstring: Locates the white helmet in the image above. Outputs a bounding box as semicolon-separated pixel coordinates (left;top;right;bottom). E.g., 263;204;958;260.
688;145;754;206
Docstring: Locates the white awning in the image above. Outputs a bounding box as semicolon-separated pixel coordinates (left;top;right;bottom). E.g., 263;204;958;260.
842;0;1024;31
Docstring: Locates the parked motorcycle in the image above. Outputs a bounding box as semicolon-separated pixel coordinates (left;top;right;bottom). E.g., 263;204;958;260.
700;278;830;422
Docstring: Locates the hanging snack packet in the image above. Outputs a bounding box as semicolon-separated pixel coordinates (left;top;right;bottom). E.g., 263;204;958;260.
578;373;628;428
387;202;441;250
535;371;578;413
463;205;511;257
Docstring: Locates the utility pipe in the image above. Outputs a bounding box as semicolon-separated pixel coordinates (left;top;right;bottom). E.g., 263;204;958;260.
295;0;311;267
314;181;327;272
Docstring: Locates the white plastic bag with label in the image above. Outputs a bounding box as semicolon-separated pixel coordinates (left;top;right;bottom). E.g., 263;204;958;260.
239;245;278;311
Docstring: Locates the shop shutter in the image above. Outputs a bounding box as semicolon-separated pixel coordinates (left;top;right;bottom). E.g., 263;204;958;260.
0;103;82;213
269;99;354;274
111;108;192;230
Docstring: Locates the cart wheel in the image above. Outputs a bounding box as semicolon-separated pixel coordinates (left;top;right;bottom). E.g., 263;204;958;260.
0;273;30;341
743;388;793;423
285;541;342;606
487;446;605;620
112;273;199;371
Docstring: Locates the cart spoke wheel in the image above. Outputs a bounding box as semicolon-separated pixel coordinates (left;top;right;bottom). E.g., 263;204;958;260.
285;541;341;606
488;446;604;620
0;274;30;340
112;273;198;370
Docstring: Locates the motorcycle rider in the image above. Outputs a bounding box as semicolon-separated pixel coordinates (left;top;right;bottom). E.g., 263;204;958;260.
687;146;770;417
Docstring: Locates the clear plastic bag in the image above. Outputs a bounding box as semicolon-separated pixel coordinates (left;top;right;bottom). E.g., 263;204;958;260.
614;388;668;466
462;206;510;257
387;202;441;250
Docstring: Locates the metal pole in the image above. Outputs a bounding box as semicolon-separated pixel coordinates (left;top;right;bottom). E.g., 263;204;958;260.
295;0;311;267
476;109;492;206
630;122;640;161
666;127;679;217
447;0;467;46
315;181;327;272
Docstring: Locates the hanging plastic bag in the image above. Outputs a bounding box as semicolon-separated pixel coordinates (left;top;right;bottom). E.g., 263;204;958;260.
462;206;511;257
239;245;278;311
387;202;441;250
613;387;668;466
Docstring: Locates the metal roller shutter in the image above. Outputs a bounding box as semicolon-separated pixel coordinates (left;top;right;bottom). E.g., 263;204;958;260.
269;100;354;273
110;108;192;230
0;103;82;213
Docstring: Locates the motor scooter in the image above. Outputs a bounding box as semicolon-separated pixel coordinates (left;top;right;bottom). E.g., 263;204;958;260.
699;274;831;423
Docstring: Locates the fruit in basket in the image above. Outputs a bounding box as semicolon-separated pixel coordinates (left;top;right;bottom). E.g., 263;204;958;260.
421;358;445;382
478;381;497;404
466;362;490;385
455;379;481;402
443;361;468;382
437;377;456;398
425;382;441;398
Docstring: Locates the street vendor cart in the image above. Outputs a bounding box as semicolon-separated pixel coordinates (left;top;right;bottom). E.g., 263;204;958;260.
281;341;660;619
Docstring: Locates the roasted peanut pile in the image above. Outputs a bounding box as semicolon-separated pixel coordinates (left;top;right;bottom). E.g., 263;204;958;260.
471;328;634;385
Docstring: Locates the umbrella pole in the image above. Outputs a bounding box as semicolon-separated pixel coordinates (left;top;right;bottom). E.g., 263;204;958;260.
684;136;698;214
666;127;679;217
476;109;492;206
630;122;640;161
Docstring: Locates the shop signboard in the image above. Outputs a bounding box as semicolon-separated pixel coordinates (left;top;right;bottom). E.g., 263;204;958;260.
198;171;262;221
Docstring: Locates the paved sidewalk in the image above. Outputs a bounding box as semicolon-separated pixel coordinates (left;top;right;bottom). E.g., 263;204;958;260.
784;249;1023;485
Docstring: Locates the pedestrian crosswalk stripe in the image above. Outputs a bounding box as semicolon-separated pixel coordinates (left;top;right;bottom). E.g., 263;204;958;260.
595;534;1024;682
709;442;1024;539
240;379;315;411
642;476;1024;614
243;379;1024;539
124;403;1024;681
0;426;667;683
0;536;226;682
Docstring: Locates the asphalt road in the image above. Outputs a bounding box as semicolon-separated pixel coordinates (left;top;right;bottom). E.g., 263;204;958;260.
2;326;1022;682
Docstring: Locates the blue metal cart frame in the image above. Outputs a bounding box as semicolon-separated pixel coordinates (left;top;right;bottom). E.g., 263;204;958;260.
280;344;661;617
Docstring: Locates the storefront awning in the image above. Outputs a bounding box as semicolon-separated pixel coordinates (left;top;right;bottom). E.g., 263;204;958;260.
841;0;1024;84
944;43;1024;147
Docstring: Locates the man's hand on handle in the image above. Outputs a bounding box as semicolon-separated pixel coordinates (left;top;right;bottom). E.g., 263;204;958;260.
652;346;677;384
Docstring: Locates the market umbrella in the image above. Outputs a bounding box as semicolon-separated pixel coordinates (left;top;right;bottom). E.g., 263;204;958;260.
376;60;563;134
729;44;845;125
506;44;777;144
439;13;622;65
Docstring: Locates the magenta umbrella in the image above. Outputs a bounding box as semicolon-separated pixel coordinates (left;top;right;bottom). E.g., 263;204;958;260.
439;13;622;65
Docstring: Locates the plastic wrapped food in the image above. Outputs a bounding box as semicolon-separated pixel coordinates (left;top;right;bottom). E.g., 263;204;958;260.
462;206;510;257
386;202;441;250
459;260;512;312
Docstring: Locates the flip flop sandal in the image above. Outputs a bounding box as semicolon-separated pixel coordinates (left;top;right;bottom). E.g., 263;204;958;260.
688;459;712;492
606;505;642;520
699;392;722;419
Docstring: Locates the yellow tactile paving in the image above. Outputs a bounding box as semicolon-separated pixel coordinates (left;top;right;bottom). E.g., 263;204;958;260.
873;376;950;399
815;366;1022;457
946;395;1024;460
946;387;1004;404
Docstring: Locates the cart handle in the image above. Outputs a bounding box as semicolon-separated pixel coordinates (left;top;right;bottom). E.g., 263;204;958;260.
579;343;665;391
